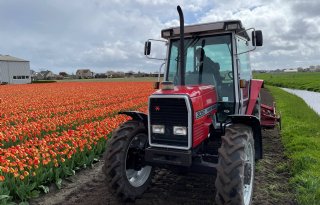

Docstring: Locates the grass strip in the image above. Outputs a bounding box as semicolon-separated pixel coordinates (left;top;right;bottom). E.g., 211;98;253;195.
268;85;320;205
254;72;320;92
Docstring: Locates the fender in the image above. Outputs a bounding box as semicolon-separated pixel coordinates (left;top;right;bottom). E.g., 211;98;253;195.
246;79;264;115
227;115;263;160
118;111;148;128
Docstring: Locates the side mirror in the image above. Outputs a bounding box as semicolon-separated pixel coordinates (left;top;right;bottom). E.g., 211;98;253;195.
252;30;263;46
144;41;151;55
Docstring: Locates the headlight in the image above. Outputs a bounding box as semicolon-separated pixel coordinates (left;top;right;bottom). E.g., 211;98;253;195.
152;125;165;134
173;126;187;135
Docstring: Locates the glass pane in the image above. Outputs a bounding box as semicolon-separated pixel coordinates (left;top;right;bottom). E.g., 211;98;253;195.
237;37;251;80
167;46;178;83
167;34;234;102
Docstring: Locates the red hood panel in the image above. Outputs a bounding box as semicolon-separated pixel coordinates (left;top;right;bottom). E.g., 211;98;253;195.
152;85;215;98
151;85;218;148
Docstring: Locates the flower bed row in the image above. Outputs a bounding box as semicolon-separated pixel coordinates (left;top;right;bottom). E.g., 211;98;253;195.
0;82;153;203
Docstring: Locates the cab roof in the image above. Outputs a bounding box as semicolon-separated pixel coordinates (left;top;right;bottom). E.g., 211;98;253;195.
161;20;250;40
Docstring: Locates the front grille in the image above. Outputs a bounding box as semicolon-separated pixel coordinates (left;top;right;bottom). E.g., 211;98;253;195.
149;96;189;148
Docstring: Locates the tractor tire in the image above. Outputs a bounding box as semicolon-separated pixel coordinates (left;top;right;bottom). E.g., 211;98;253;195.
103;120;153;201
215;124;255;205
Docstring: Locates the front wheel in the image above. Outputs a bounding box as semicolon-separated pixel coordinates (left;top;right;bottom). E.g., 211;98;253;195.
215;124;255;205
103;120;153;201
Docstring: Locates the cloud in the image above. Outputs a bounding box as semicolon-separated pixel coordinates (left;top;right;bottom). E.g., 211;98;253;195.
0;0;319;73
200;0;320;69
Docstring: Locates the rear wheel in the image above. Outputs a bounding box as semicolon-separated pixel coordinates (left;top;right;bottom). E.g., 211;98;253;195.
103;120;153;201
215;124;255;205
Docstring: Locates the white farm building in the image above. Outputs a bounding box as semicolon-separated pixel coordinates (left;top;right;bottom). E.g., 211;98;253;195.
0;55;31;84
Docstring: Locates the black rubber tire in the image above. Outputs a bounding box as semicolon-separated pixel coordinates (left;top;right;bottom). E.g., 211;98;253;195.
103;120;153;201
215;124;255;205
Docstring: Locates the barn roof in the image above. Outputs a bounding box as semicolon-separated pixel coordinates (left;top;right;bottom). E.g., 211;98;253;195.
0;55;29;62
76;69;92;74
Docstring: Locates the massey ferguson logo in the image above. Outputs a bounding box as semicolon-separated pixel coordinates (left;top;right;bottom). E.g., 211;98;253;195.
196;104;217;119
155;106;160;111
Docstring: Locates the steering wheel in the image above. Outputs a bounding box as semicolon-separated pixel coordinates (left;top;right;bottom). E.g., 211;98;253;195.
227;71;234;79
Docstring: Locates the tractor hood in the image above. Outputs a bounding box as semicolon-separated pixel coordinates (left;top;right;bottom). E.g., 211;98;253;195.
151;84;218;118
152;84;216;99
150;84;218;148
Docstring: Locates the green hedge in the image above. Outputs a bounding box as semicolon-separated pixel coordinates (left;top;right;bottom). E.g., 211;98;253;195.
32;80;57;84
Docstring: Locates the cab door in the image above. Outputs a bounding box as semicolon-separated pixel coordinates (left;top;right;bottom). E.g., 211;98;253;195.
236;36;251;114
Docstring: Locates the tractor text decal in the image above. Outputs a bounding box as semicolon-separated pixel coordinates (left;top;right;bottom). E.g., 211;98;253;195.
195;104;217;119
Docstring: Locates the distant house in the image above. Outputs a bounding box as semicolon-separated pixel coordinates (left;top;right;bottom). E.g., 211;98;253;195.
309;67;320;72
40;70;55;80
106;71;125;78
284;68;298;73
125;71;134;78
0;55;31;84
76;69;93;79
59;72;69;77
94;73;107;78
33;72;44;80
30;70;36;81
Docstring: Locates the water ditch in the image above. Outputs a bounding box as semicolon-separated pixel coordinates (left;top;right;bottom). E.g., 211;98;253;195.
282;88;320;115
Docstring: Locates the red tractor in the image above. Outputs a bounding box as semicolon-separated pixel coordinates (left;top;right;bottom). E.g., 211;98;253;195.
103;6;280;205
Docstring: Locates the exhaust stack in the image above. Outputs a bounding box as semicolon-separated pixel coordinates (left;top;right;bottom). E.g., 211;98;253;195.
177;6;185;86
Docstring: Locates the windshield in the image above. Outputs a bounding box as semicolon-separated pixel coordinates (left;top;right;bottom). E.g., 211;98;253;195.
166;34;234;102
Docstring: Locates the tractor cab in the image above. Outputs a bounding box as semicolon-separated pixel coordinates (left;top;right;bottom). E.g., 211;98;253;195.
146;20;263;122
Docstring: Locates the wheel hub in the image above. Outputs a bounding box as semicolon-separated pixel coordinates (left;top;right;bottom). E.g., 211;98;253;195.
244;162;252;185
125;133;152;188
243;142;254;205
127;147;145;171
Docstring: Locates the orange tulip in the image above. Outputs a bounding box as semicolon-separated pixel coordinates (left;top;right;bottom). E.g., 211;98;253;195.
23;171;29;177
0;82;152;199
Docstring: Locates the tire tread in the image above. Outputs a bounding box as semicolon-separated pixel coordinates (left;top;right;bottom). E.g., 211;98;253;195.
215;124;254;205
103;120;152;201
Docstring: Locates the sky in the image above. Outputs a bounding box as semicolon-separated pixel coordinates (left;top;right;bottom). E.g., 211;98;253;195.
0;0;319;74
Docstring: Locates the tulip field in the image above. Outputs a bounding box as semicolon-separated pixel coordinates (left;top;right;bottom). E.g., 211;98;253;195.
0;82;154;203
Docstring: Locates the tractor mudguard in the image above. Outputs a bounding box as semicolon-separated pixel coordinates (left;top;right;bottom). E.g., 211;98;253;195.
227;115;263;160
118;111;148;127
246;79;264;115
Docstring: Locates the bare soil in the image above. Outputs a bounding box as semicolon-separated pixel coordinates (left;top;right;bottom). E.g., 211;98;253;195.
30;88;296;205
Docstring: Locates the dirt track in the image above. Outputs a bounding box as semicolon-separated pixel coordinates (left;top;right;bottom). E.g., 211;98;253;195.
31;89;296;205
